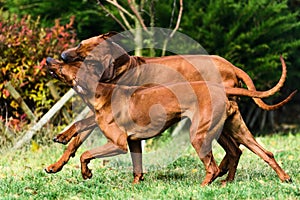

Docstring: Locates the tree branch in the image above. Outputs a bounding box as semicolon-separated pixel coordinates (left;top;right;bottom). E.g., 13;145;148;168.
106;0;135;18
161;0;184;56
169;0;177;28
113;0;133;30
97;0;128;30
128;0;149;32
170;0;183;38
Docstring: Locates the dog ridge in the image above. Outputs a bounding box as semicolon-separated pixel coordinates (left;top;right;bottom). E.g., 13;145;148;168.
61;32;295;110
45;58;292;185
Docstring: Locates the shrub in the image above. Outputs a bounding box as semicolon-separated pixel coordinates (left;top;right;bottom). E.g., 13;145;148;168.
180;0;300;131
182;0;300;90
0;10;77;131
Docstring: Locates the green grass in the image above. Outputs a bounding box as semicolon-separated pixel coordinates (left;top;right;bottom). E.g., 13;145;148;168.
0;133;299;200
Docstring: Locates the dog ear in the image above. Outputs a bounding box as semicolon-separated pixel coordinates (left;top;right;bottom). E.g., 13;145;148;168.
103;31;119;39
102;31;130;44
100;40;130;82
85;40;130;82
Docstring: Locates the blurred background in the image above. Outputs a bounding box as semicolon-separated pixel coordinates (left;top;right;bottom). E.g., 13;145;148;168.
0;0;299;149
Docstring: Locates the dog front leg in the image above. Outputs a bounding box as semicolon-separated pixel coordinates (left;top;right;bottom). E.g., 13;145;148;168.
45;128;94;173
53;115;96;144
80;141;128;179
128;139;144;183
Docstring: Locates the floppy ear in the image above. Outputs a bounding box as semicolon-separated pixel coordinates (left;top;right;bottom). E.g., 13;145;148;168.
85;39;130;82
102;31;130;45
103;31;119;39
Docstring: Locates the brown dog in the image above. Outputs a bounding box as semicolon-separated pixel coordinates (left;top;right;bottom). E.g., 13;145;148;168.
48;33;294;184
61;32;293;108
45;58;292;185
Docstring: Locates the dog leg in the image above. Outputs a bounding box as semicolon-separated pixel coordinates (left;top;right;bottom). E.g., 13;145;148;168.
229;109;292;183
217;131;242;184
80;141;128;179
53;115;96;144
128;139;144;184
198;150;220;186
45;128;94;173
190;129;220;186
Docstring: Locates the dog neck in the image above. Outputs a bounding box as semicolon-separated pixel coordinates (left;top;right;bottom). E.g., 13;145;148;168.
114;56;145;79
93;82;144;112
90;82;115;111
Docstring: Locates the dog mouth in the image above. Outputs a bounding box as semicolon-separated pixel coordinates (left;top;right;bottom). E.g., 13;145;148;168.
46;57;61;79
48;69;59;79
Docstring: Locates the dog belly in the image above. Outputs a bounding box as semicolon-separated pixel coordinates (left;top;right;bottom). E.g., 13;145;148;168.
127;116;181;140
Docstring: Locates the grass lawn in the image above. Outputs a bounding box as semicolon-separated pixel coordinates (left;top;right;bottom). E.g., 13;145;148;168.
0;133;299;199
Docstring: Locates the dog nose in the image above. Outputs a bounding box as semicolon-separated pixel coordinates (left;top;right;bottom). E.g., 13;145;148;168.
46;57;54;65
61;51;67;62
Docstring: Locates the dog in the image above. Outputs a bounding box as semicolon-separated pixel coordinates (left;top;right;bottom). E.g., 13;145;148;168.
47;32;295;184
60;32;293;108
45;58;292;185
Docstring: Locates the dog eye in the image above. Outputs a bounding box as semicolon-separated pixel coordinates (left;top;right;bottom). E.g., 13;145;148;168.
77;43;82;49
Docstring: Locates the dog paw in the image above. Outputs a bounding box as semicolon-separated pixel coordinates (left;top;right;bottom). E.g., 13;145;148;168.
220;180;227;187
132;174;144;184
45;164;62;174
82;169;93;180
53;134;70;145
284;178;293;183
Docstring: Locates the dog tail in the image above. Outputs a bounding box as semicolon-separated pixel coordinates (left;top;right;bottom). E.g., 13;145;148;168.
226;88;296;110
228;55;296;110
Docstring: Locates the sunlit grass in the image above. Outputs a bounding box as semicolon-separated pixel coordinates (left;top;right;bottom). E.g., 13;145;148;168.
0;133;299;199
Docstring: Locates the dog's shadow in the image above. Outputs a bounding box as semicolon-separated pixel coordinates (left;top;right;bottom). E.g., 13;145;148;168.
154;171;189;182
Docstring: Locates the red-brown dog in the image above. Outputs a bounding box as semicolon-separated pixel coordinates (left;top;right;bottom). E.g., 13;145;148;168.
45;58;292;185
46;32;294;184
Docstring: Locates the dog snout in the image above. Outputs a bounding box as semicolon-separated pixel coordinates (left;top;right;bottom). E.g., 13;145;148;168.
61;48;78;63
46;57;54;65
61;51;68;62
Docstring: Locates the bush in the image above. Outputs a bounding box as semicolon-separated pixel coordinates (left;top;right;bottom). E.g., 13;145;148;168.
3;0;121;39
0;10;78;131
180;0;300;131
182;0;300;90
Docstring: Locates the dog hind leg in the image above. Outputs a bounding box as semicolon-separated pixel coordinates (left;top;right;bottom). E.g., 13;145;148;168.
217;131;242;184
229;109;292;183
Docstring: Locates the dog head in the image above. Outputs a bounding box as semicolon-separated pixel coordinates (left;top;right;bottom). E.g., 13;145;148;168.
47;57;100;96
61;32;130;82
46;55;117;95
46;57;81;86
61;32;117;62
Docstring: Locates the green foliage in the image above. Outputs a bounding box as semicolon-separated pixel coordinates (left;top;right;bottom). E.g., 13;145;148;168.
1;0;299;135
181;0;300;90
3;0;121;39
145;128;173;151
0;10;77;128
3;1;300;89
